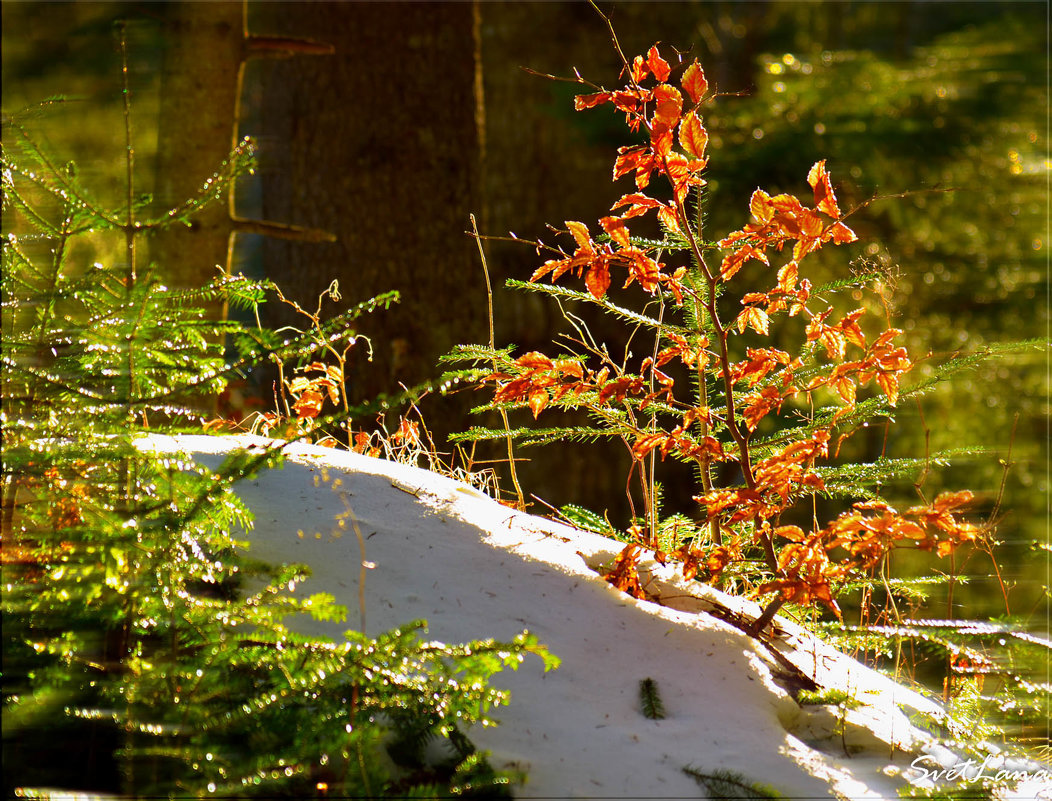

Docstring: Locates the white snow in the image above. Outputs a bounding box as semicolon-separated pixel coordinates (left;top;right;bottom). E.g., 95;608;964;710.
139;433;1051;800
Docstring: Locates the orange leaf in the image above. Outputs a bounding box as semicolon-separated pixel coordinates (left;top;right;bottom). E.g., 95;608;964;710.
632;433;668;461
528;388;548;419
827;221;857;244
720;245;768;281
838;308;867;349
391;418;420;444
646;45;671;82
651;127;674;159
612;88;651;117
625;250;662;293
736;306;770;335
697;489;746;520
599;215;631;248
681;60;708;104
566;220;592;250
695;435;725;461
657;206;681;234
585;261;611;299
704;546;732;579
678;111;708;159
515;351;554;371
630;54;648;84
612;192;665;219
656;332;707;368
806;313;848;360
731;347;790;385
830;374;857;405
932;490;974;512
293;388;325;420
769;191;808;219
602;544;646;599
807;160;842;218
613;145;660;189
872;328;904;349
575;91;613;110
613;145;647;181
772;526;807;545
750;189;776;224
664;152;704;203
742;384;782;430
320;378;340;405
875;371;900;405
598;375;643;403
531;255;571;284
820;329;847;360
777;261;798;293
553;358;584;379
651;84;683;135
288;376;312;394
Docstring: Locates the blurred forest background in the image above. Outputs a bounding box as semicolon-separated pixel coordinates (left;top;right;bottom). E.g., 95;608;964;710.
3;0;1047;627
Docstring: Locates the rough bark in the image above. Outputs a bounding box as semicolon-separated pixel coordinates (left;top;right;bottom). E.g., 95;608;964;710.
246;2;779;519
149;1;245;293
252;2;485;411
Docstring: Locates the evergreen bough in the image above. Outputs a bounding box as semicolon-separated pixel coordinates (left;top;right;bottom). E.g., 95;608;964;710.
2;89;555;798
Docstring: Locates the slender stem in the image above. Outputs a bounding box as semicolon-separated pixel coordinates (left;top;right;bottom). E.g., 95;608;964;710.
471;214;526;509
244;34;335;58
119;23;136;289
589;1;632;74
697;423;720;544
646;265;665;548
984;412;1017;615
231;216;336;243
673;198;755;490
672;195;780;574
749;595;786;635
117;31;141;788
686;209;720;548
882;551;905;687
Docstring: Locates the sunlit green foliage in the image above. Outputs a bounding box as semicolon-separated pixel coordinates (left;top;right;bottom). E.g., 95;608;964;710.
683;766;784;800
1;98;554;798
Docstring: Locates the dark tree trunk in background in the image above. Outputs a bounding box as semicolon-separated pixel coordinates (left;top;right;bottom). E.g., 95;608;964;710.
244;2;826;521
150;1;335;300
251;2;485;421
246;1;726;518
150;1;244;295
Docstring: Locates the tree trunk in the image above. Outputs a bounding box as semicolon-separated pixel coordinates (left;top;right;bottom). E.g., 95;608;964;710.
252;1;485;415
150;1;244;295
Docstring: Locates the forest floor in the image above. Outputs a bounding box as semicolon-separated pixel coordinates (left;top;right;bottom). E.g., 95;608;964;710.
142;433;1048;800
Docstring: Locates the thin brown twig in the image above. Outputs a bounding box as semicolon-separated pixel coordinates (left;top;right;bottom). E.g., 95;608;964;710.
519;66;600;90
589;0;632;75
470;214;527;510
983;412;1018;616
119;22;136;289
